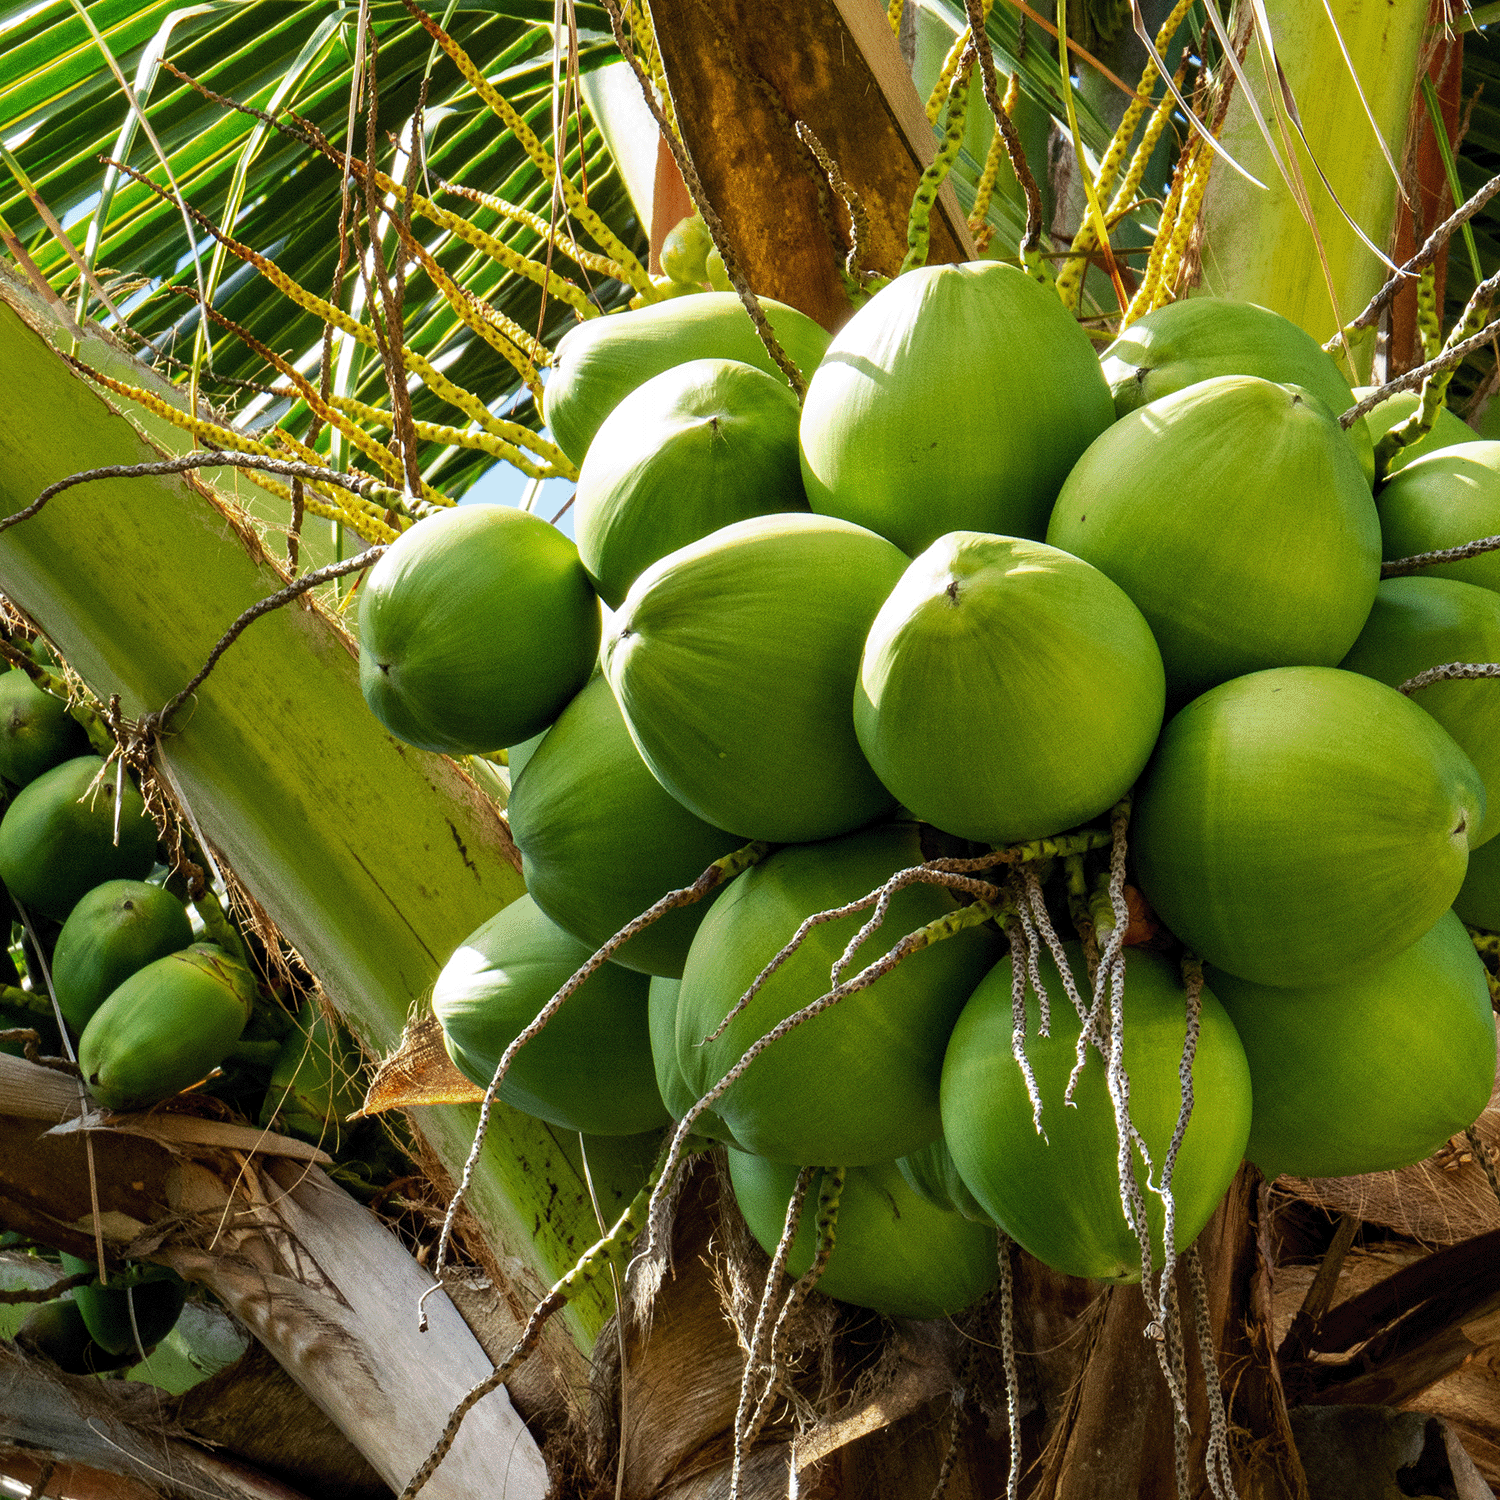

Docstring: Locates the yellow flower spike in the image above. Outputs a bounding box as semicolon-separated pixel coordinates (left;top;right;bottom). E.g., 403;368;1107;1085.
434;179;625;280
326;394;562;481
926;31;972;125
1123;142;1191;326
1106;53;1190;221
398;349;577;478
968;127;1006;248
1153;135;1216;310
246;472;398;546
400;0;653;297
888;0;904;35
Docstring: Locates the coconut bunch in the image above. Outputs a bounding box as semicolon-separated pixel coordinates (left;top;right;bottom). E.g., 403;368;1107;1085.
362;266;1500;1311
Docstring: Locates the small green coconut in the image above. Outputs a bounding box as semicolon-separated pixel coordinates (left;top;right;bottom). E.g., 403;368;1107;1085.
1377;441;1500;592
1208;910;1495;1180
1133;666;1484;987
0;757;158;920
855;532;1164;844
1099;297;1374;484
58;1253;188;1357
676;823;1002;1166
575;358;808;607
258;996;367;1147
52;880;194;1033
800;261;1115;555
1340;576;1500;845
1048;376;1381;701
358;505;600;754
727;1150;999;1320
544;292;832;466
896;1137;995;1225
79;944;258;1112
602;513;908;843
507;675;744;977
0;670;89;786
432;894;668;1136
940;944;1250;1282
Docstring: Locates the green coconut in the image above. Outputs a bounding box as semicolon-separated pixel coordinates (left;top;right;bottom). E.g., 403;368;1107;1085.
17;1297;136;1375
0;670;89;786
855;532;1164;844
507;675;744;977
79;944;258;1112
676;823;1003;1165
1099;297;1374;484
1048;376;1381;702
575;358;809;607
58;1253;188;1357
1354;387;1479;478
1340;576;1500;846
647;976;730;1140
1207;910;1495;1181
800;261;1115;555
52;880;194;1034
727;1150;999;1319
602;513;908;843
896;1137;995;1224
1456;833;1500;930
0;757;158;921
1377;442;1500;592
358;505;600;754
544;292;832;466
940;944;1251;1282
1133;666;1485;987
259;996;367;1147
432;894;668;1136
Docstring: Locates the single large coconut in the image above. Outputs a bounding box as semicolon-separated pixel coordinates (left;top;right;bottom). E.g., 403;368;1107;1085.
544;293;831;466
727;1151;999;1319
1377;441;1500;591
941;944;1250;1283
1099;297;1374;483
1048;376;1381;701
358;505;599;754
1340;576;1500;845
602;513;908;843
0;757;158;920
799;261;1115;555
1208;910;1496;1180
1132;666;1484;987
675;823;1002;1166
574;358;808;607
855;532;1164;844
507;674;745;977
432;894;668;1136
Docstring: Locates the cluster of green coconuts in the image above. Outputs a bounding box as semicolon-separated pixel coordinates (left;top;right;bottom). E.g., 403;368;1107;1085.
0;668;362;1369
355;260;1500;1316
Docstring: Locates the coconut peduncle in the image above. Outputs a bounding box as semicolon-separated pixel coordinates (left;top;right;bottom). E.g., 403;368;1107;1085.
743;1165;845;1452
730;1165;814;1500
400;1140;677;1500
1399;661;1500;695
1383;536;1500;579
